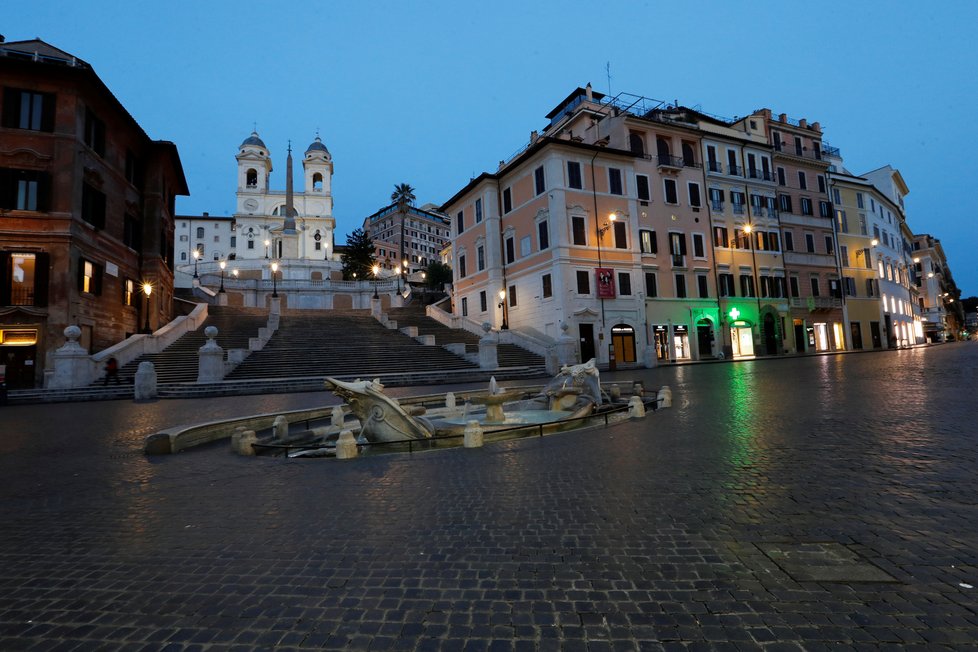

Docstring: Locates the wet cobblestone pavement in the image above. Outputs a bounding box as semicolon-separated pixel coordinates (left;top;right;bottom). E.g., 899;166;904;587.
1;344;977;650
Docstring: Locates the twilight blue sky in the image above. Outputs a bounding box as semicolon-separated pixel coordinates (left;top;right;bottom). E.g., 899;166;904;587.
7;1;978;295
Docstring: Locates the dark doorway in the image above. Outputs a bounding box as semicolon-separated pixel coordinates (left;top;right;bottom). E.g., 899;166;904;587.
696;319;713;359
884;315;894;348
579;323;595;362
870;321;882;349
794;322;806;353
763;313;778;355
850;322;863;350
1;345;37;389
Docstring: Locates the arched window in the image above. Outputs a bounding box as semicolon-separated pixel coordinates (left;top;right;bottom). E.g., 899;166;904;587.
312;172;323;191
196;227;205;238
682;142;696;166
656;137;671;160
628;133;645;156
246;168;258;187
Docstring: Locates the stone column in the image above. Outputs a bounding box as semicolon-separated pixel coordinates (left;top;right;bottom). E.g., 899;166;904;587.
371;295;382;320
48;326;95;389
555;322;577;367
478;322;498;370
197;326;224;383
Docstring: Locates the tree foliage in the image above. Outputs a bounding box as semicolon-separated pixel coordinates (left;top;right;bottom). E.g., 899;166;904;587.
391;183;416;206
423;261;452;289
340;228;376;280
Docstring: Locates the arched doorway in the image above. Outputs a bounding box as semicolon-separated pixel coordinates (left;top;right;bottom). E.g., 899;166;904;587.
610;324;636;364
696;318;714;359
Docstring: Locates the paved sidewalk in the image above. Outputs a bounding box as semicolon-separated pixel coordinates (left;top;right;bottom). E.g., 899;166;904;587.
1;344;977;650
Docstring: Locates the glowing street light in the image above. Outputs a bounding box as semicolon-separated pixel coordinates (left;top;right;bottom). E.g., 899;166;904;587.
372;264;380;298
219;260;226;293
192;248;200;278
270;261;279;297
141;282;153;333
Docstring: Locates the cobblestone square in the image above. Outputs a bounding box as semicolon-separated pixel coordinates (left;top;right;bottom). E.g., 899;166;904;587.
1;345;977;650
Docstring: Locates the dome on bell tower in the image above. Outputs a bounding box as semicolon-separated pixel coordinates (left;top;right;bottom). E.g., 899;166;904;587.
241;131;267;149
305;135;330;160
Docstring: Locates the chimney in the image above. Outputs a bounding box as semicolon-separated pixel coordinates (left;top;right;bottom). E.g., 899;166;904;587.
203;211;209;217
812;121;821;132
585;83;592;101
778;113;787;123
798;118;808;128
0;35;5;43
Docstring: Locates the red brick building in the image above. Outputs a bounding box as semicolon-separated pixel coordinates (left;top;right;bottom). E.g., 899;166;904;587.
0;38;188;388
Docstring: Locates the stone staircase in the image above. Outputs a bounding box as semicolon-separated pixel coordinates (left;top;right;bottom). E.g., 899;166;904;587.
386;304;547;368
102;306;269;385
225;309;482;381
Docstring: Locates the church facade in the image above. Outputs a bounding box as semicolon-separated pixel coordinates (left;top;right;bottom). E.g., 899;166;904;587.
232;131;337;263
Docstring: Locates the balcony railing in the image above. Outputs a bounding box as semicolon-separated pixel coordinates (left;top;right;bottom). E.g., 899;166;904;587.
657;154;684;169
790;296;842;309
671;254;685;268
732;204;745;215
774;145;827;162
707;161;722;173
747;169;775;182
727;164;743;177
711;201;724;212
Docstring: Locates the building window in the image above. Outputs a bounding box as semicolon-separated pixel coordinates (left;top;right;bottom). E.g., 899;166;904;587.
475;198;482;223
740;274;755;297
567;161;582;189
697;274;709;298
576;270;590;294
636;175;650;203
81;184;106;229
461;297;468;317
692;233;705;258
572;216;587;246
0;169;49;211
613;221;627;249
836;210;848;233
640;229;657;254
542;273;552;298
505;237;515;263
817;175;826;193
779;194;792;213
669;232;687;266
856;192;864;208
618;272;631;295
663;179;678;204
819;201;831;218
520;236;531;257
784;231;794;251
767;232;780;251
713;227;728;248
805;233;815;252
629;132;645;155
608;168;623;195
508;285;517;307
503;187;512;213
709;187;724;211
645;272;657;297
718;273;735;297
455;211;464;233
810;277;820;297
123;215;141;250
2;252;48;306
312;172;323;191
83;108;106;156
79;258;102;295
534;166;545;195
800;197;813;215
246;168;258;187
2;88;55;131
825;235;834;254
458;255;466;278
675;273;687;298
840;246;849;267
477;245;485;271
538;220;549;250
798;171;807;190
777;167;786;186
688;182;701;208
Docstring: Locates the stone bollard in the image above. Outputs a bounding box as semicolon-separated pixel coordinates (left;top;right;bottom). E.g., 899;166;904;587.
335;429;358;459
479;328;498;369
330;405;345;429
609;384;621;401
633;382;644;396
628;395;646;418
237;430;258;456
272;415;289;440
230;425;246;452
49;325;94;389
445;392;457;412
197;326;224;383
134;361;158;400
463;420;484;448
555;322;577;367
657;385;672;409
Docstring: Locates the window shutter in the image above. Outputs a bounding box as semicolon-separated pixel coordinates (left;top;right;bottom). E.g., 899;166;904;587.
36;172;51;212
0;252;10;305
1;89;18;129
679;233;687;255
77;258;85;292
33;252;49;307
40;92;56;132
93;263;103;296
650;231;657;254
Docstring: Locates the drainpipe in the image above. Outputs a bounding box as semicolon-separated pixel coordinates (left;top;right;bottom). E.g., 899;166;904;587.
700;144;724;359
495;180;508;330
590;147;606;343
740;143;764;352
825;172;850;351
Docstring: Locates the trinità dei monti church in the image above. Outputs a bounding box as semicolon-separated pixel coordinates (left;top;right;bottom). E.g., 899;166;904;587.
233;131;338;266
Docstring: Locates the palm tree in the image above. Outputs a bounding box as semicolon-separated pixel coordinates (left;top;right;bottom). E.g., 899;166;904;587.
391;183;416;206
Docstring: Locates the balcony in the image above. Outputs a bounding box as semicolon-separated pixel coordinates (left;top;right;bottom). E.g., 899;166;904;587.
707;161;723;174
727;164;743;177
791;296;842;310
711;201;724;212
747;168;776;182
773;145;829;164
657;154;684;170
732;204;745;215
671;254;685;268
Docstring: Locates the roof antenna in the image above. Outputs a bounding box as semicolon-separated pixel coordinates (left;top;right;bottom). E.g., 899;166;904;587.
605;62;612;97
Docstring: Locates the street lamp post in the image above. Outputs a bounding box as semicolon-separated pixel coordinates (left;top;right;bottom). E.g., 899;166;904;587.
141;282;152;334
743;224;764;350
372;264;380;299
219;260;226;293
498;289;508;330
264;239;270;259
271;261;279;298
192;249;200;278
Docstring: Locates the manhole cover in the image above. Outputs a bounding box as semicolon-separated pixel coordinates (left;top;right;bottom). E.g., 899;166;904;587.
755;542;899;583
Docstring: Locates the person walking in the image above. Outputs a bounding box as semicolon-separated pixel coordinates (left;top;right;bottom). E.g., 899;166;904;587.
104;357;120;386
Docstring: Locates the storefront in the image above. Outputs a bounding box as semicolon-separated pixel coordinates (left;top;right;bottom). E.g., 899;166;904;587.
651;323;691;361
0;327;39;389
729;319;755;358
